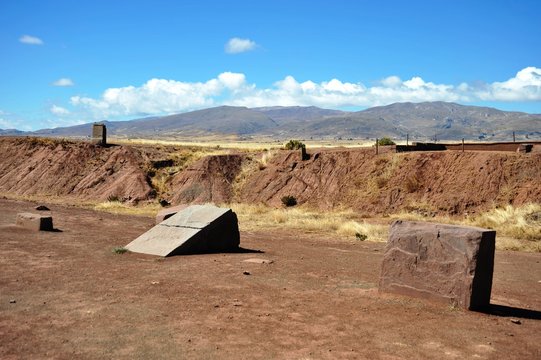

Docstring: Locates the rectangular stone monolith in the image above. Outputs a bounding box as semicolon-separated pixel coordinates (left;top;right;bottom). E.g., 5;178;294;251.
126;204;240;256
379;220;495;310
92;123;106;146
16;212;54;231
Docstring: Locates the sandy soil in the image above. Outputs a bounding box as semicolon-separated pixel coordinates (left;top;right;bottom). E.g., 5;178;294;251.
0;198;540;359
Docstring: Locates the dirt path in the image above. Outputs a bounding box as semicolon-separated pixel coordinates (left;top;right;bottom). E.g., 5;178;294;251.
0;199;540;359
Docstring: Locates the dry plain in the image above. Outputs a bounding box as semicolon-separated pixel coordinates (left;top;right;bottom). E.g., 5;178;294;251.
1;198;540;359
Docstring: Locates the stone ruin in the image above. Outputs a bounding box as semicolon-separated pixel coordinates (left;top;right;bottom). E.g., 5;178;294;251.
92;123;107;146
126;204;240;256
16;212;54;231
379;220;495;310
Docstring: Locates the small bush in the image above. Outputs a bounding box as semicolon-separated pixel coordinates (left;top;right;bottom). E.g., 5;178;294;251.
377;137;396;146
107;194;121;202
112;247;128;254
284;140;306;150
281;195;298;207
151;159;174;169
355;232;367;241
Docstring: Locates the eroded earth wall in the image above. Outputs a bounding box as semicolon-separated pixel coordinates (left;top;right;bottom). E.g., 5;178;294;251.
0;138;153;202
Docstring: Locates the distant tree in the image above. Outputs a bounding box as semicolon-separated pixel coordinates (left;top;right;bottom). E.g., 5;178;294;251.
377;137;396;146
284;140;306;150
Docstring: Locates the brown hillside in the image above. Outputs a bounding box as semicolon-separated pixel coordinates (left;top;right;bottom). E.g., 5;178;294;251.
167;154;243;204
237;148;541;215
0;138;153;202
1;137;539;217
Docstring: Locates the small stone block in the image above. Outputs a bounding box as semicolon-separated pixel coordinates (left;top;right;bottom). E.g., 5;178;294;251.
16;212;54;231
379;220;495;310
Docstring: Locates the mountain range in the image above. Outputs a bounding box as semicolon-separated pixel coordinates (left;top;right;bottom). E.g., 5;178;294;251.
3;102;541;141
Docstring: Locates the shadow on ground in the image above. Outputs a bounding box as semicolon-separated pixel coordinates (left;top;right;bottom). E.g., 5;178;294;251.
480;304;541;320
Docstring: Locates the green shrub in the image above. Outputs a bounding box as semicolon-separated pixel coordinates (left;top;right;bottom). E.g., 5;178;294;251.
284;140;306;150
281;195;298;207
377;137;396;146
112;247;128;254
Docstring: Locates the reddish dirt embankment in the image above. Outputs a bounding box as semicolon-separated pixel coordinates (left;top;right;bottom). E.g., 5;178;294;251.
168;154;243;205
166;147;541;215
1;137;539;216
0;138;153;202
237;148;541;215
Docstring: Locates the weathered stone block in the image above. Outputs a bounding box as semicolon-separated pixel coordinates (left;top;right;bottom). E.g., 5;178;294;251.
126;204;240;256
155;204;188;224
92;123;107;146
16;212;54;231
379;220;495;310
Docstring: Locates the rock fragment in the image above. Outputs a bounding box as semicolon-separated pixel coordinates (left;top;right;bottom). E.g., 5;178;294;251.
16;212;54;231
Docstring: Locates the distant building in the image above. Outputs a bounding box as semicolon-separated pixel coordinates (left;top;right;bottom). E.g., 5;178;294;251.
92;123;107;146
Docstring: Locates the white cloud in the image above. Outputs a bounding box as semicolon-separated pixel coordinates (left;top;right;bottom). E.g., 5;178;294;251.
70;72;253;118
225;37;257;54
474;67;541;101
52;78;74;87
19;35;44;45
217;72;247;90
50;105;70;116
68;67;541;119
380;76;402;87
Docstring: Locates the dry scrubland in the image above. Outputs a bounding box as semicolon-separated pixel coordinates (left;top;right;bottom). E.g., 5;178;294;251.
0;136;539;251
1;137;541;359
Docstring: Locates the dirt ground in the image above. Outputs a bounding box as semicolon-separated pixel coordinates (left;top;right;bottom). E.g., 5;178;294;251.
0;198;540;359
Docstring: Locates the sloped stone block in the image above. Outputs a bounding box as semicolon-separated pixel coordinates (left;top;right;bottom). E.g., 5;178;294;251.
16;212;54;231
126;204;240;256
379;220;495;310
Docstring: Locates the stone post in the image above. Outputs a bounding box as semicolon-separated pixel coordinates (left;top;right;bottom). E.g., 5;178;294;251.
92;123;107;146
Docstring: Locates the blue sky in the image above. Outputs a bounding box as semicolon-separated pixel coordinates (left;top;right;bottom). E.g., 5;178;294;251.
1;0;540;131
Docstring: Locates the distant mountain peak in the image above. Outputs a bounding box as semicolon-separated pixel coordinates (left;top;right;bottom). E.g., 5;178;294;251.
7;101;541;142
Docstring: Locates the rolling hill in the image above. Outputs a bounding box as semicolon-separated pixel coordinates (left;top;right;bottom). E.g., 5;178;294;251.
11;102;541;141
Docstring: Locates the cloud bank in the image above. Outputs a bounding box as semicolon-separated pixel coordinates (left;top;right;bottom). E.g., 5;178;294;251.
19;35;44;45
69;67;541;119
225;37;257;54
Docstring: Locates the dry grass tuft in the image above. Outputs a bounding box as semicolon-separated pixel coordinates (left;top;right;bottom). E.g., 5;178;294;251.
258;149;277;169
93;200;161;216
230;203;388;242
336;220;388;241
392;203;541;252
468;203;541;241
